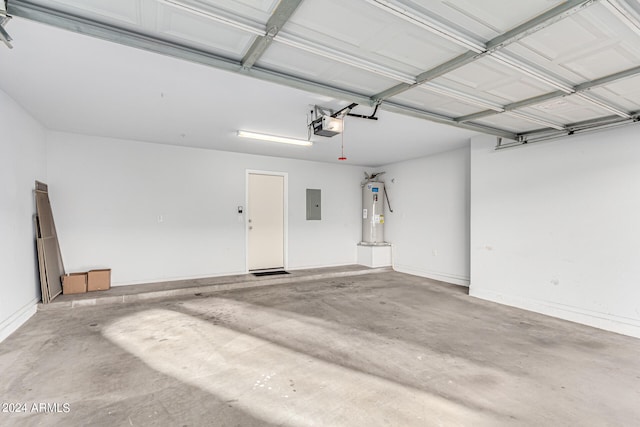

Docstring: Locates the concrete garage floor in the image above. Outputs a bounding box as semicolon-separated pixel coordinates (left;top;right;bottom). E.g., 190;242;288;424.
1;271;640;426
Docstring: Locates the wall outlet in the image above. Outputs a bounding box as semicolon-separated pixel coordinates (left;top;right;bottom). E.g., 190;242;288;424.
157;215;163;223
432;249;438;256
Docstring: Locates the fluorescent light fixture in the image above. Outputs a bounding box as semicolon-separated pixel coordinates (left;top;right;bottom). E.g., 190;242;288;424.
363;0;485;53
506;111;566;130
603;0;640;37
275;33;415;84
575;93;631;118
490;53;574;94
421;82;504;111
237;130;312;146
161;0;264;36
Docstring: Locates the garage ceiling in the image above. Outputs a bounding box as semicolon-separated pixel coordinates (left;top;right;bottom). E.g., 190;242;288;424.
2;0;640;160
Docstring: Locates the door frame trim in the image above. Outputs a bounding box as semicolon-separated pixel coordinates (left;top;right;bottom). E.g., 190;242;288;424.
245;170;288;273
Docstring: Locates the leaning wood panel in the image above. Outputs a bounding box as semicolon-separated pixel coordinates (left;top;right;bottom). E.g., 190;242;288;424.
34;216;49;303
34;181;65;302
42;237;62;300
36;237;49;304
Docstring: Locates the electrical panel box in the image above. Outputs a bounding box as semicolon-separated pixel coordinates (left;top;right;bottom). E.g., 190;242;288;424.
306;189;321;220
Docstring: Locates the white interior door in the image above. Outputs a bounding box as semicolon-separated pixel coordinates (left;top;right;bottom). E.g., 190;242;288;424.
248;173;284;270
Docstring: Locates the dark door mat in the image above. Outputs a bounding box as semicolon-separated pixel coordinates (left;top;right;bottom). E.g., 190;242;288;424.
252;270;290;277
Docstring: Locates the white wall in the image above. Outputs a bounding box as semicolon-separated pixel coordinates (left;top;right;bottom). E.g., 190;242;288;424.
0;89;47;342
383;146;471;286
46;132;365;285
470;130;640;338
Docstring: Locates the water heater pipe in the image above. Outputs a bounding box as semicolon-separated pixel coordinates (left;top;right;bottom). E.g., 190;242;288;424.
384;186;393;213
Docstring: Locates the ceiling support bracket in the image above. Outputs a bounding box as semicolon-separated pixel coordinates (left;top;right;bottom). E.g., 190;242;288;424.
241;0;303;70
497;113;640;149
0;0;12;49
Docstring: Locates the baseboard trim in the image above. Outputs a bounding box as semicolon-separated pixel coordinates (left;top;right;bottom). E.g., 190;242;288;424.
0;298;38;343
287;262;356;271
469;288;640;339
113;264;358;286
112;270;248;287
394;264;470;287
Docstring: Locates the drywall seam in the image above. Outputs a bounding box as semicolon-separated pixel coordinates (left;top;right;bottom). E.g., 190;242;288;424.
470;288;640;339
0;298;39;343
394;264;470;287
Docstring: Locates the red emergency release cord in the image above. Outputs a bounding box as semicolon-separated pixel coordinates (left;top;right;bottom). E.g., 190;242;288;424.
338;117;347;161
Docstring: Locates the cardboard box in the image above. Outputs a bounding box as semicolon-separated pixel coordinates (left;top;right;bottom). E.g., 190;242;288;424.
88;269;111;291
62;273;87;295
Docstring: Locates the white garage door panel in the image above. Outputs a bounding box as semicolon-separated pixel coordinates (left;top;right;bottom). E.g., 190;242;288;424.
520;96;613;124
438;57;554;103
30;0;142;26
390;89;488;117
474;114;547;133
591;78;640;111
281;1;470;77
158;6;255;59
195;0;279;22
439;0;565;35
257;43;400;94
504;2;640;84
